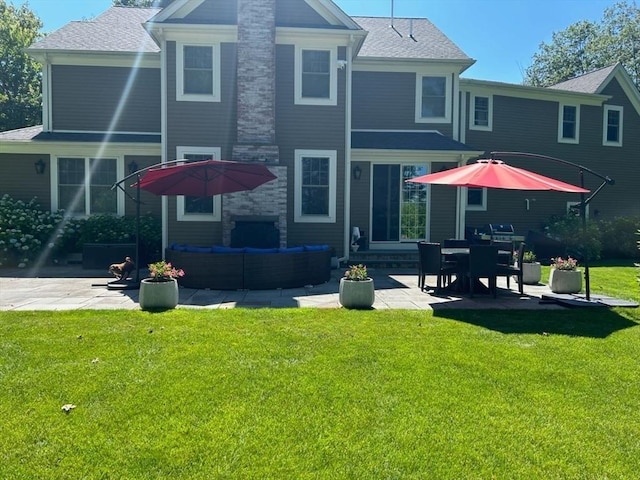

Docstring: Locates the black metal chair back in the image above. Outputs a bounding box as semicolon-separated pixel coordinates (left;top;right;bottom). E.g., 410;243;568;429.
417;242;452;292
468;245;499;297
443;238;469;248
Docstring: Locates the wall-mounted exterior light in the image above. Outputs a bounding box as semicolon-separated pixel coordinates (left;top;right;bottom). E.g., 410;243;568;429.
128;160;139;174
352;165;362;180
34;159;46;175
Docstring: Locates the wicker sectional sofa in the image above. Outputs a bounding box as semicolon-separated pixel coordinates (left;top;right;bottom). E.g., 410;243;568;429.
165;244;331;290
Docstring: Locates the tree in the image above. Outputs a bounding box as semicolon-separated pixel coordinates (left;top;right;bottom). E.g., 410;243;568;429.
113;0;175;6
0;0;43;132
524;1;640;90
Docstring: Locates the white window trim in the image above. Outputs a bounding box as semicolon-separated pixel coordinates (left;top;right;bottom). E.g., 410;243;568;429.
294;149;337;223
294;46;337;106
469;94;493;131
176;146;222;222
602;105;623;147
50;156;125;216
176;42;221;103
464;187;487;211
415;74;452;124
567;201;589;218
557;103;580;144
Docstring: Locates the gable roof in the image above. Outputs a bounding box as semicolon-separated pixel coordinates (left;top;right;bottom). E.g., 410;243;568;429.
549;63;640;115
353;17;472;63
547;65;618;94
27;7;161;54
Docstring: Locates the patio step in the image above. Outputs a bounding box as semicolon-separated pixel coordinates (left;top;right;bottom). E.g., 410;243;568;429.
345;250;418;269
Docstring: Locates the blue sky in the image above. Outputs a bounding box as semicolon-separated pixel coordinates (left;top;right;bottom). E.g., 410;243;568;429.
13;0;617;84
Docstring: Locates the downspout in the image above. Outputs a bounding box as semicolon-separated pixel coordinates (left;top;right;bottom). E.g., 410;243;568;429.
42;54;51;131
342;36;354;264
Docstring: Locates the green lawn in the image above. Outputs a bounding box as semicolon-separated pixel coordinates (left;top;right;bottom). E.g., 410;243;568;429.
0;263;639;479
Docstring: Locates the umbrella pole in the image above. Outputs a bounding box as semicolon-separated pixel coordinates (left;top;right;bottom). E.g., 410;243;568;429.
135;174;141;284
579;169;590;301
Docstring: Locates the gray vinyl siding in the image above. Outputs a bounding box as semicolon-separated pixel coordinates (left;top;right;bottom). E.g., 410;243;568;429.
181;0;333;28
276;0;335;27
0;153;51;209
462;88;640;235
351;70;454;136
185;0;237;24
165;40;236;247
275;43;347;252
165;42;238;158
429;162;458;242
123;156;162;219
51;65;160;133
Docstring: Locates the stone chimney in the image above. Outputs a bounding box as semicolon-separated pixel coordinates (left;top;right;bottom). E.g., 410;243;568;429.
225;0;286;247
232;0;279;163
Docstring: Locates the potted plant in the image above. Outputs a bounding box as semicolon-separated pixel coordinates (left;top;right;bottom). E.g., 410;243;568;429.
339;264;374;309
139;260;184;310
520;250;542;285
548;256;582;294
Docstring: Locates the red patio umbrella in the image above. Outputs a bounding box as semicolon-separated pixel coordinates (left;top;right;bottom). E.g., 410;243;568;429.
134;159;277;196
406;159;589;193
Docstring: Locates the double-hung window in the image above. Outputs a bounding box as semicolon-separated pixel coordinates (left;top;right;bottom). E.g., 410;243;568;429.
295;47;336;105
416;74;451;123
558;104;580;143
294;150;337;223
602;105;623;146
54;157;121;216
465;187;487;211
176;42;220;102
176;147;221;221
470;94;492;131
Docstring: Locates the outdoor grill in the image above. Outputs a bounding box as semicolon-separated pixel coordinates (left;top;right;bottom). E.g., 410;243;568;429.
477;224;526;243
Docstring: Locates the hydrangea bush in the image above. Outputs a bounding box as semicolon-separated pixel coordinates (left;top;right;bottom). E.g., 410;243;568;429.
0;194;161;268
0;194;64;267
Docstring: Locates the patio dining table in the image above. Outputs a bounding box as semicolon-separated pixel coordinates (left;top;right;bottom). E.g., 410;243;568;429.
441;247;512;294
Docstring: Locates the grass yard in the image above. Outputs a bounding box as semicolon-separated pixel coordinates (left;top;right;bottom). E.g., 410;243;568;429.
1;304;640;479
0;262;638;478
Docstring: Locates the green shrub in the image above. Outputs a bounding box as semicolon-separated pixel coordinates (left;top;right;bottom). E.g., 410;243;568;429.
0;194;64;267
597;216;640;260
0;194;161;268
544;213;602;261
57;213;161;262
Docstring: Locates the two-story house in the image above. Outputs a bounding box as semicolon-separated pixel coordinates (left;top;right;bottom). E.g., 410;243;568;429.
1;0;638;262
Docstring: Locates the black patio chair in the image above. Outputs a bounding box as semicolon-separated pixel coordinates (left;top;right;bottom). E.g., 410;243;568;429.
466;245;499;298
497;241;525;295
417;241;457;292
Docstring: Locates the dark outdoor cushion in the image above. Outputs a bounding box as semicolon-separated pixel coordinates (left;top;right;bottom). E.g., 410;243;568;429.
244;247;279;254
211;245;245;253
279;246;304;253
304;244;329;251
185;245;213;253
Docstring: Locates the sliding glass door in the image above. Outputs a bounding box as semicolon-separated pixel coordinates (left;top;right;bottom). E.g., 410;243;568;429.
371;164;428;244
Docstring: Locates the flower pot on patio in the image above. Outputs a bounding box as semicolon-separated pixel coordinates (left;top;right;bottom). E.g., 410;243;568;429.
548;269;582;294
139;278;179;310
339;278;375;309
521;262;542;285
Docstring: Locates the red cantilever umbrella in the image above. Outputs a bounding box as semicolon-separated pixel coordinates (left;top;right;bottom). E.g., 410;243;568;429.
406;159;589;193
135;159;277;196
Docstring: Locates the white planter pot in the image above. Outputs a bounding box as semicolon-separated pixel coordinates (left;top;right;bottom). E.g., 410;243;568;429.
139;278;179;310
339;278;375;309
548;269;582;294
521;262;542;285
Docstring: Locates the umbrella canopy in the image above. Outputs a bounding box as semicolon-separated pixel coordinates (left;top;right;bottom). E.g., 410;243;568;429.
406;159;589;193
134;159;277;196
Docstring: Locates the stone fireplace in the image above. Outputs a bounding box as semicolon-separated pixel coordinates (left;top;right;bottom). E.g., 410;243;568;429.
230;216;280;249
222;0;287;247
